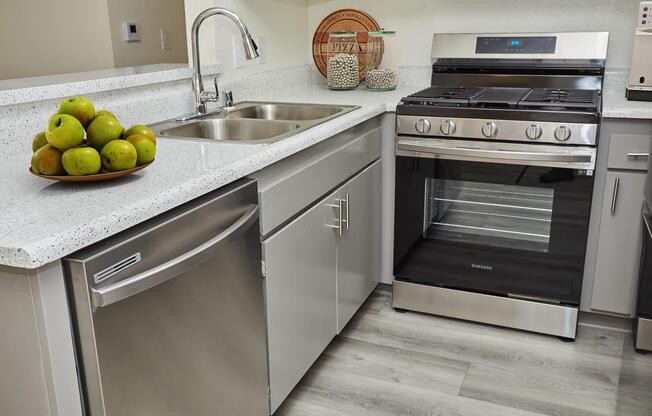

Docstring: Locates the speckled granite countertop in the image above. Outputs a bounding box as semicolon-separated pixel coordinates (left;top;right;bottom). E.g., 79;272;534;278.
603;70;652;119
0;84;416;269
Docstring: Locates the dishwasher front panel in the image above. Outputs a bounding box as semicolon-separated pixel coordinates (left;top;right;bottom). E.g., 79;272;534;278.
64;179;269;416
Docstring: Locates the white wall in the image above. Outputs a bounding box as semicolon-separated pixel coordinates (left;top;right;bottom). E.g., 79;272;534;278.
307;0;641;70
0;0;115;79
184;0;309;77
107;0;188;68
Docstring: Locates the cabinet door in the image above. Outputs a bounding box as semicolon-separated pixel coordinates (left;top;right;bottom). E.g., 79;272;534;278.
336;160;382;332
263;193;338;413
591;171;646;316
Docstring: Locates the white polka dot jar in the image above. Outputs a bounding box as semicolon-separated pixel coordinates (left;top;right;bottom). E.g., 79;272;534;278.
327;31;360;90
366;30;398;91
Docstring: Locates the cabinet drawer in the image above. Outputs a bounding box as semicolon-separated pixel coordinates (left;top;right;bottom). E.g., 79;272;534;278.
253;117;382;237
607;134;651;171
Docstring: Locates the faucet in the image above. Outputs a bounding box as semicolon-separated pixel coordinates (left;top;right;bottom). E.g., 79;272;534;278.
184;8;259;119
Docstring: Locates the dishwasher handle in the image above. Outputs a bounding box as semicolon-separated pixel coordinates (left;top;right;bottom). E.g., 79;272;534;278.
91;205;259;310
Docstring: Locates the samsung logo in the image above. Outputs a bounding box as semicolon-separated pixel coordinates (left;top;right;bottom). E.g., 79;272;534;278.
471;263;493;271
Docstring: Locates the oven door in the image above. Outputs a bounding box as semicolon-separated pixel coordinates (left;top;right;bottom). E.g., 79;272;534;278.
394;137;596;305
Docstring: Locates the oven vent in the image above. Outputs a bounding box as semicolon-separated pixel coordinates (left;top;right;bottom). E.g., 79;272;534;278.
94;253;142;284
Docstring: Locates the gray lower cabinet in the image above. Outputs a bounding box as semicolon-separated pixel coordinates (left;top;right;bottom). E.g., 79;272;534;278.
336;161;382;332
263;189;338;413
591;171;646;315
582;119;652;317
0;269;50;416
262;159;382;413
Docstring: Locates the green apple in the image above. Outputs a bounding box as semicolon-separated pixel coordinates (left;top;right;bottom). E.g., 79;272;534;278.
46;114;85;151
126;134;156;165
32;131;48;152
58;97;95;127
87;115;124;150
62;147;102;176
94;109;117;120
31;144;65;175
100;140;137;171
124;124;156;144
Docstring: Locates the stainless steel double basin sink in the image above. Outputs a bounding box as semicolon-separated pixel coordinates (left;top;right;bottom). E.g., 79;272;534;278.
150;102;358;145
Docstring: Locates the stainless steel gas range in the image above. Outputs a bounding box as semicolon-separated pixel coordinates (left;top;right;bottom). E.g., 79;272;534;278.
392;32;609;340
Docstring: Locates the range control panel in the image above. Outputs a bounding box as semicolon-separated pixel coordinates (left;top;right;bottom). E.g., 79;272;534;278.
475;36;557;54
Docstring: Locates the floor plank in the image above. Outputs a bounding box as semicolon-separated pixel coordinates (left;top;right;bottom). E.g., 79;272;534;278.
320;337;469;395
289;363;546;416
274;286;652;416
459;363;617;416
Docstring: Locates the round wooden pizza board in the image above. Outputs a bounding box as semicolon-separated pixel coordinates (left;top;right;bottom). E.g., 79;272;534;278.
312;9;382;80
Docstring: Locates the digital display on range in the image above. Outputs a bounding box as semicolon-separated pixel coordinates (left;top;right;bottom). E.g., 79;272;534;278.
476;36;557;54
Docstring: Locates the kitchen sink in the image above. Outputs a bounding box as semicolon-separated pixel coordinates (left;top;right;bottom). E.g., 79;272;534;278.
226;103;347;121
158;119;301;143
150;101;359;144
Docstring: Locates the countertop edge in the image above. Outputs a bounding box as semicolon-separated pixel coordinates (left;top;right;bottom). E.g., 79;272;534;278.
0;64;223;107
2;102;392;270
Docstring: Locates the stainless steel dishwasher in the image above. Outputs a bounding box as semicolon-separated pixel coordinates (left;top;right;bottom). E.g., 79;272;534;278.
63;179;268;416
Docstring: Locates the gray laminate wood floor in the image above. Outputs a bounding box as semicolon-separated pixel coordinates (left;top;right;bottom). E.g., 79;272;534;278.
275;285;652;416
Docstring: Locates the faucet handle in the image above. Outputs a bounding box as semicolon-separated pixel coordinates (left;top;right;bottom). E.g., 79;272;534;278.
224;90;235;110
199;74;220;103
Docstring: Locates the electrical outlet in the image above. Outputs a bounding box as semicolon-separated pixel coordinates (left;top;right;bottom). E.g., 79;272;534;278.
232;35;264;69
160;29;171;50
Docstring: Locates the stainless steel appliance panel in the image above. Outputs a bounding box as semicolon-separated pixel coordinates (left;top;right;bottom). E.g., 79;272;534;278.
393;280;578;339
396;115;598;146
65;179;268;416
431;32;609;61
396;137;596;170
636;208;652;352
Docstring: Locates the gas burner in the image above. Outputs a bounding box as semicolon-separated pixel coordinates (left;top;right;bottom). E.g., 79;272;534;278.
519;88;600;111
401;86;486;106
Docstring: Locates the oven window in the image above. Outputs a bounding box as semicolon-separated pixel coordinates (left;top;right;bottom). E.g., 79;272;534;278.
424;179;554;253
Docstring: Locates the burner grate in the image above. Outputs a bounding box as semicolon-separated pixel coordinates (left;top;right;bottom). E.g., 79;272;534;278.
399;86;600;113
519;88;599;110
470;87;530;108
401;86;486;105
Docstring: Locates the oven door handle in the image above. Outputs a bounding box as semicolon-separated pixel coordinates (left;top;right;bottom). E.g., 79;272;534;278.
397;139;594;168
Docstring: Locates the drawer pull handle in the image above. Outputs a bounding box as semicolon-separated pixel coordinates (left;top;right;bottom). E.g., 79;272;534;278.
611;177;620;215
626;152;650;159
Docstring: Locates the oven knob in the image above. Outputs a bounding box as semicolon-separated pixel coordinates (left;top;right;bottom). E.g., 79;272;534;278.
440;119;456;135
481;121;498;138
526;124;543;140
554;125;572;142
415;118;432;134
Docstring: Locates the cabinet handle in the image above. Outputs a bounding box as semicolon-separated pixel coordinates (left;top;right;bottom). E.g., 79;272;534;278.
344;193;350;230
626;152;650;159
610;177;620;214
327;198;345;236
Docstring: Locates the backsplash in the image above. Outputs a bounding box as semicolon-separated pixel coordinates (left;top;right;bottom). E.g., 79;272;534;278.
0;65;314;158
